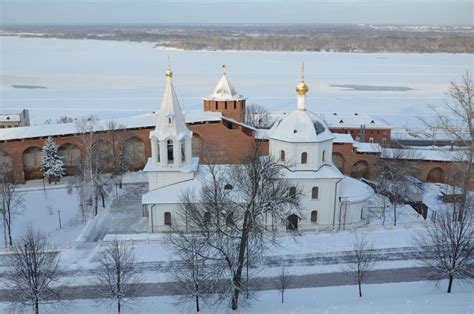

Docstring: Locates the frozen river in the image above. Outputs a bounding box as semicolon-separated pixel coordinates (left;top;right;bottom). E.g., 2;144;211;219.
1;37;472;126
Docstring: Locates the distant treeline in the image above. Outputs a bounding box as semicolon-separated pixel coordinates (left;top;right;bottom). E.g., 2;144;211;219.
157;35;474;53
1;24;473;53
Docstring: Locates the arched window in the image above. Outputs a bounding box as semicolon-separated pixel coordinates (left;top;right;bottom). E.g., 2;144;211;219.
224;184;233;190
312;187;319;199
322;150;326;162
280;150;285;161
289;186;296;199
156;141;160;163
226;212;234;227
181;141;185;162
204;211;211;225
311;210;318;223
164;212;172;225
301;152;307;164
167;140;174;162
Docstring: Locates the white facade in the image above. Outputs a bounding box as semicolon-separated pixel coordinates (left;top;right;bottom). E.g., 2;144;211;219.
142;66;372;233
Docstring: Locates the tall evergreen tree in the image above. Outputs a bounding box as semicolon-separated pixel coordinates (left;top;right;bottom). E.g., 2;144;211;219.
41;136;65;183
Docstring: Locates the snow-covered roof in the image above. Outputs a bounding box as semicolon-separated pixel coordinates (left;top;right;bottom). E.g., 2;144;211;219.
353;142;382;153
333;133;354;144
142;163;345;205
0;114;21;122
319;113;391;129
268;109;335;143
382;148;469;162
142;176;201;204
392;128;471;142
282;164;344;180
153;73;192;141
204;73;244;101
143;157;199;173
0;111;221;142
339;177;373;203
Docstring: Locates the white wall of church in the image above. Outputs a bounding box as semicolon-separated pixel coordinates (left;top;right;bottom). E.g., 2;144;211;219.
147;169;195;190
269;139;334;170
148;203;180;233
288;178;339;226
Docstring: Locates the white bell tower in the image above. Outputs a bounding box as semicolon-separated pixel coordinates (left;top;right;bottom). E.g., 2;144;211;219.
144;63;198;190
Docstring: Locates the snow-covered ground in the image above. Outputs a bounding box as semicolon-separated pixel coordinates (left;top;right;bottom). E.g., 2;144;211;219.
0;181;83;247
0;281;471;313
0;171;148;248
1;37;472;127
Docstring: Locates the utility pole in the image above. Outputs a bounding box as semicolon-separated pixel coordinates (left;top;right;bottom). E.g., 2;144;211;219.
57;209;62;229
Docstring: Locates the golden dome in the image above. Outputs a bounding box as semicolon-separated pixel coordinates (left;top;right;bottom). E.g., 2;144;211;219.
295;63;308;96
165;67;173;78
296;81;308;96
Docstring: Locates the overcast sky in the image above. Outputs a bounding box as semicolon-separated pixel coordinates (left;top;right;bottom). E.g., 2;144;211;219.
1;0;473;25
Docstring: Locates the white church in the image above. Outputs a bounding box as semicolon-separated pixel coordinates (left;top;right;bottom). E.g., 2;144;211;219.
142;64;372;232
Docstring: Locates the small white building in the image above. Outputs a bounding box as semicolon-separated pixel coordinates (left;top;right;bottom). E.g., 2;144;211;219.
142;65;372;232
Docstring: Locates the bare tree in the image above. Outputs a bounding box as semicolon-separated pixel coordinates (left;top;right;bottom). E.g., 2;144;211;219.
273;262;291;304
375;148;421;225
422;71;473;219
0;171;24;247
74;117;99;220
344;232;375;297
245;103;272;128
167;233;218;312
168;144;302;310
94;239;142;313
3;226;62;314
414;209;473;293
106;120;129;192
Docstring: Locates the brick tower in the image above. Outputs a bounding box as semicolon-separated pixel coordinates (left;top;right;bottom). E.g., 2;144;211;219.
203;65;246;122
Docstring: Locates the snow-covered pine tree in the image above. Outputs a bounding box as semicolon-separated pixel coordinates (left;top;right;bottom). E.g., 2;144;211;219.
41;136;65;184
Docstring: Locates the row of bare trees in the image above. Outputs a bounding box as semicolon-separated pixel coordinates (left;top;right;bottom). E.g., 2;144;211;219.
3;226;140;314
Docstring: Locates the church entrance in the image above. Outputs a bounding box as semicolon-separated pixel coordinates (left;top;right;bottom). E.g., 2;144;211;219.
287;214;299;231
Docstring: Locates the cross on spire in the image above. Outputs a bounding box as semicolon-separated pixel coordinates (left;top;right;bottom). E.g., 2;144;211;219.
300;62;305;82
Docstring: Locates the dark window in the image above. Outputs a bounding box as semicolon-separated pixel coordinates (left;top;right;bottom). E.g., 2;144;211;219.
164;212;171;225
226;212;234;227
311;210;318;223
312;187;319;199
225;101;228;110
204;211;211;225
167;140;174;162
280;150;285;161
289;187;296;199
301;152;307;164
234;102;237;110
224;184;233;190
215;101;219;110
181;141;185;161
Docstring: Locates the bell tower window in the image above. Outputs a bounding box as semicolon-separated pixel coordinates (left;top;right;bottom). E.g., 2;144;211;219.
167;140;174;162
181;141;186;162
280;150;285;161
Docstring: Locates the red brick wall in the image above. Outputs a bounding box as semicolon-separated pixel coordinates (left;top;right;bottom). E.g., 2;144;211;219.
203;99;246;122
